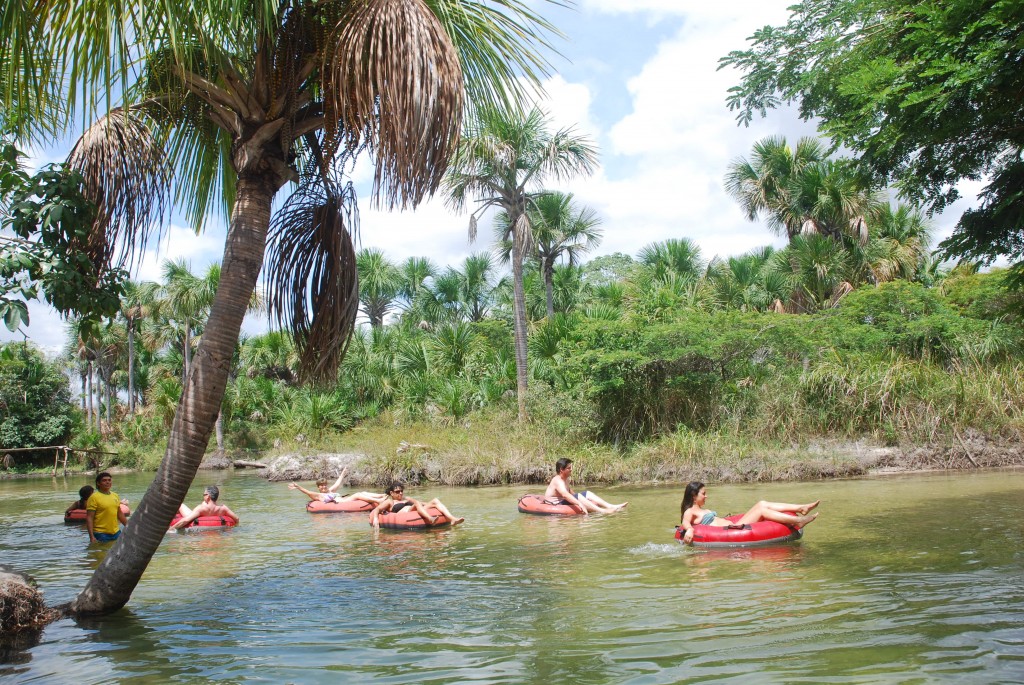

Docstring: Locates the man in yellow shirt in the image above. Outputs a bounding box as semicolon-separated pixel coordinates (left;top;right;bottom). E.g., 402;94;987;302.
86;472;128;543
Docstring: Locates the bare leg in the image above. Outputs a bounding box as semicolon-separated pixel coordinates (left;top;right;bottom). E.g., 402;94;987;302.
343;492;384;504
426;498;464;525
760;500;819;515
177;504;193;517
580;491;628;512
738;501;819;528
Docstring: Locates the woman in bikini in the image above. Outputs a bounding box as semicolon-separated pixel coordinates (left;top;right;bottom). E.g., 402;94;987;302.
370;482;465;529
678;481;820;545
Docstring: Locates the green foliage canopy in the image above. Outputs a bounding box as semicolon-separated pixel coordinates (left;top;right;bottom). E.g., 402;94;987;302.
721;0;1024;268
0;343;75;451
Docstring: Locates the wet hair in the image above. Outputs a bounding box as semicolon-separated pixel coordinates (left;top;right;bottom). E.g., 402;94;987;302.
387;482;405;496
204;485;220;501
555;458;572;473
78;485;94;503
316;479;328;487
680;481;705;524
95;471;112;486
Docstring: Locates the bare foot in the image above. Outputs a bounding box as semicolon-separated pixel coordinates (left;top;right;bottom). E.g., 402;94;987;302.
428;516;439;525
451;517;465;526
615;502;629;511
795;512;819;528
798;500;821;515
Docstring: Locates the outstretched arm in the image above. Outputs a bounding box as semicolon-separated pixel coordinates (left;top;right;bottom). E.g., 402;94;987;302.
328;467;348;493
288;483;320;501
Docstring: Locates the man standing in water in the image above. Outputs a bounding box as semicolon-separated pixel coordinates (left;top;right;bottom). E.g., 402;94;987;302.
86;472;128;543
172;485;239;529
545;458;627;514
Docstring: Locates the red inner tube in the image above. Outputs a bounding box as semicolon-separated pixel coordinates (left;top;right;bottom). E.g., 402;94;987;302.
64;502;130;523
375;506;450;529
517;494;584;516
675;513;802;548
169;513;237;530
306;498;375;513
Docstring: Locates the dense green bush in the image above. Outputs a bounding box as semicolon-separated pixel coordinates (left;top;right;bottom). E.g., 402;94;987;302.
0;343;75;457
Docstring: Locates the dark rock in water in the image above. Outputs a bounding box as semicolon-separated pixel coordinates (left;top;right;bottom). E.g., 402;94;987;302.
0;566;58;647
199;451;234;470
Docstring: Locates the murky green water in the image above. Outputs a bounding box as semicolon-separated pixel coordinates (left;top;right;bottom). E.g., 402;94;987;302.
1;469;1023;683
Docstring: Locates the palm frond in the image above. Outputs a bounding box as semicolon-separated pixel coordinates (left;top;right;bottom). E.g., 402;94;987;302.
66;108;172;272
265;177;360;385
325;0;463;209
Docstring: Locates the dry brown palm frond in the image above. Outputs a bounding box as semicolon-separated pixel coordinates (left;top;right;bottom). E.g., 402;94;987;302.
265;179;359;386
66;108;171;271
324;0;463;209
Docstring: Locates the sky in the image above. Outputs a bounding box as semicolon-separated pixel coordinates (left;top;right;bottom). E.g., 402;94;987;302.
4;0;983;354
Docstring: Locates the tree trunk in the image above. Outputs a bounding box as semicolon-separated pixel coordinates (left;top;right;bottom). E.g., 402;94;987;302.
86;362;94;432
182;323;192;386
71;173;277;615
543;258;555;319
105;370;112;425
511;227;529;423
80;372;86;414
128;319;136;415
215;410;224;453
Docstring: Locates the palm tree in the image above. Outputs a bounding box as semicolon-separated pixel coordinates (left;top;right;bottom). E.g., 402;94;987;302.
119;280;162;415
725;136;827;240
6;0;563;615
355;248;402;328
496;191;601;318
444;107;597;421
160;259;220;384
637;238;705;281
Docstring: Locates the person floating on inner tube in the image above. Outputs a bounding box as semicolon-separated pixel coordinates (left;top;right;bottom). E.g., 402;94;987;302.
65;485;94;517
370;482;465;529
172;485;239;530
288;467;385;506
545;458;628;514
678;481;819;545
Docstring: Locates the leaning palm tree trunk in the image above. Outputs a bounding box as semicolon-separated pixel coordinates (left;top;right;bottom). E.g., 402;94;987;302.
71;177;273;614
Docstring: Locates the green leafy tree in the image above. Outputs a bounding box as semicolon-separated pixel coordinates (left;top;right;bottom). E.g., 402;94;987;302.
0;141;125;333
5;0;564;615
445;107;598;422
0;343;75;452
721;0;1024;270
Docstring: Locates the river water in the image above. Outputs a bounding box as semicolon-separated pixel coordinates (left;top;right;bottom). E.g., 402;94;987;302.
1;469;1023;683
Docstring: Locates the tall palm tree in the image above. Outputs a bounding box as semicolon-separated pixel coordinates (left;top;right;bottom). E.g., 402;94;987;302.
444;107;597;421
119;280;162;415
496;191;601;318
6;0;562;615
355;248;402;328
160;259;220;384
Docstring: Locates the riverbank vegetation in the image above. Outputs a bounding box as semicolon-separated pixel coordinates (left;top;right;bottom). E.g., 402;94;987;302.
5;234;1021;483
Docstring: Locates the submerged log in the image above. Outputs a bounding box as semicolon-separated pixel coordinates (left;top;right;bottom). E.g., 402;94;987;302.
233;460;267;468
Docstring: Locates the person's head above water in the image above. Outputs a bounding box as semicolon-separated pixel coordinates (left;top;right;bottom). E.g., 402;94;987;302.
78;485;94;502
555;458;572;473
681;481;706;519
387;482;405;498
204;485;220;502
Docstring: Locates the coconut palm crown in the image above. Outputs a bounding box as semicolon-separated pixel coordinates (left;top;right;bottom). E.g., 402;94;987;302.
5;0;567;615
444;106;597;421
